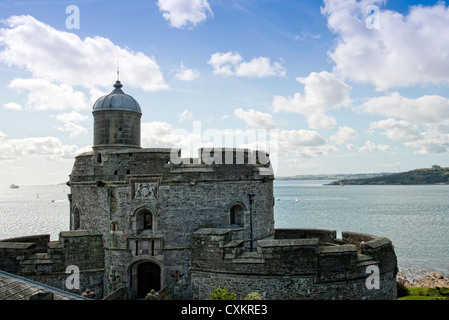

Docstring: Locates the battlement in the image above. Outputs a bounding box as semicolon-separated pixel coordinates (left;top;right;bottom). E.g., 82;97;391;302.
0;231;104;298
70;147;273;184
191;228;397;299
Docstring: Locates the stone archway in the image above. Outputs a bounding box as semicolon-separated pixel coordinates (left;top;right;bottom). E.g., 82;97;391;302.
131;206;157;235
130;261;161;299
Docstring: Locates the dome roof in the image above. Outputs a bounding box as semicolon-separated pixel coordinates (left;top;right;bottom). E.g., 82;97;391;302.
92;81;141;114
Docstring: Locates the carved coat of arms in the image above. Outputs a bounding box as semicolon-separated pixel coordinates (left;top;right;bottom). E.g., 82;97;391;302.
134;182;157;200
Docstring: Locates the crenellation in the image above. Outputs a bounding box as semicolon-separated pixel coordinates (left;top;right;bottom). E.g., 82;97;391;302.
190;227;397;299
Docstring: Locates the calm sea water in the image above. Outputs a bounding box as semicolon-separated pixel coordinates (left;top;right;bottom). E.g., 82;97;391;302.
274;180;449;279
0;181;448;279
0;185;70;241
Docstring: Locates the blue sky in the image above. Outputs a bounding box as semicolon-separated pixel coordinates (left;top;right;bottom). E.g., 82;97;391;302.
1;0;449;186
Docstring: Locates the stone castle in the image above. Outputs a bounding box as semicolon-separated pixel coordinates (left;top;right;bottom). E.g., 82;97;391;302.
0;81;398;300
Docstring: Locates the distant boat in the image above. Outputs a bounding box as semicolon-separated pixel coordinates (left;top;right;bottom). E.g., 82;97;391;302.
10;184;19;189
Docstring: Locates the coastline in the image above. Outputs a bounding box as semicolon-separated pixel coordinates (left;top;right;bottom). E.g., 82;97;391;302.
398;269;449;288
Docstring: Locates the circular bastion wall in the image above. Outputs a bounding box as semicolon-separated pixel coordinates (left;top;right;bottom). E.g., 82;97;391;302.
190;228;398;300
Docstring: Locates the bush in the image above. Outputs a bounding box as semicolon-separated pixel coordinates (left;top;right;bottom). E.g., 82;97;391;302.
396;281;409;298
426;287;449;297
207;286;237;300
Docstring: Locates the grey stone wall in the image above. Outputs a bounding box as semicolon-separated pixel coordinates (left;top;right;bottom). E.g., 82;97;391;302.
190;228;398;300
93;110;141;148
192;269;397;300
68;147;274;299
0;231;105;299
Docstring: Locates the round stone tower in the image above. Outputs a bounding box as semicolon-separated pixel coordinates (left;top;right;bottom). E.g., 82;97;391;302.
92;80;142;149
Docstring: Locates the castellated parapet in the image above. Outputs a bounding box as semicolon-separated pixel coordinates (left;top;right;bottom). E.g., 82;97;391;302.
191;229;398;300
0;232;104;298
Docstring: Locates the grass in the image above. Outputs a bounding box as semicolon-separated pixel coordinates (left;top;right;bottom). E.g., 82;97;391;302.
397;285;449;300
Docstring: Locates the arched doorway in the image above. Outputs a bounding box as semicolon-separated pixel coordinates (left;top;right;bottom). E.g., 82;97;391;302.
134;262;161;298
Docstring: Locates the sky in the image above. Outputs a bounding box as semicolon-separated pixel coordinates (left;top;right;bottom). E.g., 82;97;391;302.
1;0;449;186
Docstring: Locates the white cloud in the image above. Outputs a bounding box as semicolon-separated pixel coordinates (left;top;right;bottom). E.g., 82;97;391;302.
208;51;286;78
358;141;391;153
272;71;351;129
235;57;286;78
55;111;88;138
0;15;168;92
404;126;449;155
55;111;88;123
368;118;449;154
208;52;242;76
322;0;449;90
278;129;337;158
360;92;449;125
359;93;449;155
330;126;358;149
141;121;203;155
369;119;422;141
307;113;337;130
56;122;88;138
234;108;277;129
177;109;193;122
8;78;88;111
175;63;200;81
3;102;22;111
157;0;213;29
0;132;90;161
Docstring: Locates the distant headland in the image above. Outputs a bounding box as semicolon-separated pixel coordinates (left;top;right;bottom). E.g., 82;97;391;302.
277;172;393;181
325;165;449;186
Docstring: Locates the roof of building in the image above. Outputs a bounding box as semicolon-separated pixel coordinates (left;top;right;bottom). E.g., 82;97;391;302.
92;80;141;114
0;270;87;300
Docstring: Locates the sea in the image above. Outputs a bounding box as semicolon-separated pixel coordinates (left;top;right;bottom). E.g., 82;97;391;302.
0;180;448;280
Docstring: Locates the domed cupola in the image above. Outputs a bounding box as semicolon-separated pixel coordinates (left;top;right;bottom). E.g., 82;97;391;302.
93;80;142;114
92;80;142;149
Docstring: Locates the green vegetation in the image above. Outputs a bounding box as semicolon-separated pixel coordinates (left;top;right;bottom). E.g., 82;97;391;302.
207;287;265;300
208;283;449;300
207;286;237;300
326;167;449;185
397;282;449;300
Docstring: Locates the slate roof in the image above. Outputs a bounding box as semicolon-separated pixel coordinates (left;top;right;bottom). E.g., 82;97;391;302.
0;270;87;300
92;80;141;114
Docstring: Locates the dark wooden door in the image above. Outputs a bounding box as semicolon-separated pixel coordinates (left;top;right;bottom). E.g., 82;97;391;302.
137;262;161;298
